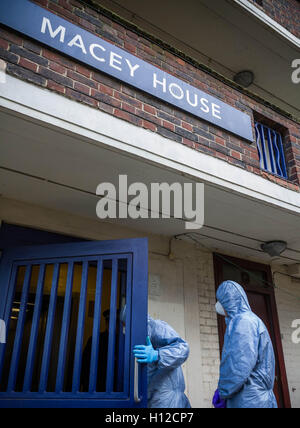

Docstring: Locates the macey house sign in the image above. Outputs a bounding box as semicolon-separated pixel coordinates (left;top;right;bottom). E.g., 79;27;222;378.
0;0;253;142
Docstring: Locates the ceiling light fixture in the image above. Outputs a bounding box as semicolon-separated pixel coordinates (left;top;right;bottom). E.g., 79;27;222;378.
261;241;287;257
233;70;255;88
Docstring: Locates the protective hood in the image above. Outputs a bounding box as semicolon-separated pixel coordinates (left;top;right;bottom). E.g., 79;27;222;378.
216;280;251;318
217;280;278;408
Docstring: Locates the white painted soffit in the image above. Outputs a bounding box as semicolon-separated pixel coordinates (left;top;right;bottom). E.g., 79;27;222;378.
0;74;300;215
232;0;300;49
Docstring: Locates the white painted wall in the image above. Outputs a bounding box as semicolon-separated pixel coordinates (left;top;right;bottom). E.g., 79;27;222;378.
197;251;220;408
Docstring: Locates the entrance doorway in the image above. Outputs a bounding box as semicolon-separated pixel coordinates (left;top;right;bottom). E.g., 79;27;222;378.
213;253;291;408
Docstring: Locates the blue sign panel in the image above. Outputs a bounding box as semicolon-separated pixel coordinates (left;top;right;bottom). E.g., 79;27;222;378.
0;0;254;142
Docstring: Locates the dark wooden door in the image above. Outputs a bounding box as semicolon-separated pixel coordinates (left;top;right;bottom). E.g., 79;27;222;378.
213;253;291;408
246;291;282;407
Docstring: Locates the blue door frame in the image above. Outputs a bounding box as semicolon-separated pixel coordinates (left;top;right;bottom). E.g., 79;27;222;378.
0;238;148;408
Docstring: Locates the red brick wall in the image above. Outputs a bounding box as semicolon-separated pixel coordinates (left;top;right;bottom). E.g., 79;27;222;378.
249;0;300;39
0;0;300;192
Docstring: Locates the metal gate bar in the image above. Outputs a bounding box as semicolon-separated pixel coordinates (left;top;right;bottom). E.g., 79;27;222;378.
89;258;104;393
7;265;33;392
55;262;74;393
116;269;126;392
0;264;18;385
106;258;118;394
72;261;89;393
38;263;60;393
123;256;132;395
23;264;46;392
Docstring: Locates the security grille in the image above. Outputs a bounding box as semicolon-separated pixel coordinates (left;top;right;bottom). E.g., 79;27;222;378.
0;239;148;407
0;258;130;396
255;122;288;179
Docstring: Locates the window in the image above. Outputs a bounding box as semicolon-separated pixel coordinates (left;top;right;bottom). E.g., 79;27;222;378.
255;121;288;179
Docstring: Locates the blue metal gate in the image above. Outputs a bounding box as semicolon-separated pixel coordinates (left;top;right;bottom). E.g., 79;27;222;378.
0;238;148;408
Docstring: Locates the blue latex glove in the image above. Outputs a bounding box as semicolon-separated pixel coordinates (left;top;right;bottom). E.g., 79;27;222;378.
212;389;227;408
133;336;159;364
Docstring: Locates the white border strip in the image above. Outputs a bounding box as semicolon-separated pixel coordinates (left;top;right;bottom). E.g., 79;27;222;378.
0;74;300;214
233;0;300;48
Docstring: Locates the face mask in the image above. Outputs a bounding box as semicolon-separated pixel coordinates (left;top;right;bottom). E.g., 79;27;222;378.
215;301;226;317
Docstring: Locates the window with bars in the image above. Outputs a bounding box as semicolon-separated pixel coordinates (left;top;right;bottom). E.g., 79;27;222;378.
255;122;288;179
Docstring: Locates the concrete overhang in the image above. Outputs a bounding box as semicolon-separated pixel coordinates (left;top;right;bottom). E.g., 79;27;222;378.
0;75;300;266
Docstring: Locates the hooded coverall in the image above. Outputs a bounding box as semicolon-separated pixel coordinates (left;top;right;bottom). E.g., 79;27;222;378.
216;280;278;408
146;316;191;408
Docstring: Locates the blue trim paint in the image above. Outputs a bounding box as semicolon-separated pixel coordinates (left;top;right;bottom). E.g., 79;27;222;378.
0;0;253;142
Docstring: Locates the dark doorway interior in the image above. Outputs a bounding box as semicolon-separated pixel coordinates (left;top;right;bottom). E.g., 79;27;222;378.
0;222;84;251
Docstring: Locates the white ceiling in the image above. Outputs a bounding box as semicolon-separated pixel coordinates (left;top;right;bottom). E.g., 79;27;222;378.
95;0;300;118
1;108;300;265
